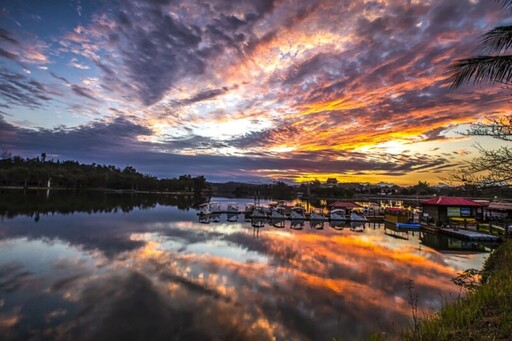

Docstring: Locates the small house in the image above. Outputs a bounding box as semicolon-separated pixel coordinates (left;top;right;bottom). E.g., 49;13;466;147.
421;197;487;226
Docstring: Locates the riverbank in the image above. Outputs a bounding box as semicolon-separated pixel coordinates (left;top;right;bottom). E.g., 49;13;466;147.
399;239;512;340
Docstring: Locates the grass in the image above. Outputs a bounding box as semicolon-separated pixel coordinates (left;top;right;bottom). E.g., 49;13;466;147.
399;239;512;340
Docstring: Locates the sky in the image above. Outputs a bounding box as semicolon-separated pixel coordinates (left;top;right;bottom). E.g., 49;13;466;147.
0;0;511;185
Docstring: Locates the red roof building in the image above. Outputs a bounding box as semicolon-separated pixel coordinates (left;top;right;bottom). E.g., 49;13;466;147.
330;201;361;215
421;197;486;226
330;201;361;209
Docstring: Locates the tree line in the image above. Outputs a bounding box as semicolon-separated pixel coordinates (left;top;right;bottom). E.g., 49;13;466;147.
0;152;209;193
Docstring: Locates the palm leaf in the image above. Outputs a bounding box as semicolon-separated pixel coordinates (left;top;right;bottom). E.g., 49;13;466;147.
448;55;512;88
497;0;512;9
481;25;512;54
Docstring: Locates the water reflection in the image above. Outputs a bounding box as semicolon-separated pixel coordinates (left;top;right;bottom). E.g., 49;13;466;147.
0;189;202;220
0;191;490;340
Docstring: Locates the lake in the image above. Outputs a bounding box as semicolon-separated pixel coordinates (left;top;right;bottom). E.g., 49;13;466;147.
0;190;491;340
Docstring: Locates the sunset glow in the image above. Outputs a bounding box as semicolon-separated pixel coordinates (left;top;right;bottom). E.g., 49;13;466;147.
1;0;511;184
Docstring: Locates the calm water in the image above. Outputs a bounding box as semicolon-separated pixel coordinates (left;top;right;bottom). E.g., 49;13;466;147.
0;190;491;340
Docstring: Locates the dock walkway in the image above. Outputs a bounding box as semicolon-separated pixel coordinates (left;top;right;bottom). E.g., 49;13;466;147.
439;228;501;242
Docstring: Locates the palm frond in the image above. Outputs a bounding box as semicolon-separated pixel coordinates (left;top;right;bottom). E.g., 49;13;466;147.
497;0;512;9
481;25;512;54
448;55;512;88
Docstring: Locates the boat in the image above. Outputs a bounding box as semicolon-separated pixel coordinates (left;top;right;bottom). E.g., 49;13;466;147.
198;203;211;215
209;202;222;214
226;202;239;213
244;203;255;214
350;211;367;232
270;206;287;219
330;209;346;221
310;208;327;220
244;203;255;221
350;211;367;223
251;206;268;219
290;206;306;219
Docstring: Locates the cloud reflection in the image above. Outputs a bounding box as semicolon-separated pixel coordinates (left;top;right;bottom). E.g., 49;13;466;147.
0;204;485;340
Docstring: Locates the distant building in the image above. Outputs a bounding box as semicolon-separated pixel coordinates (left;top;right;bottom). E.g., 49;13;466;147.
325;178;338;187
432;182;450;189
376;181;394;188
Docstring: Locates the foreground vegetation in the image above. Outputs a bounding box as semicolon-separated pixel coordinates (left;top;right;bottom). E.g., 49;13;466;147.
401;240;512;340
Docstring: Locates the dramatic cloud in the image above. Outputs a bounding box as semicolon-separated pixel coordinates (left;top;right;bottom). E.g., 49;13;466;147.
0;69;56;109
0;0;511;183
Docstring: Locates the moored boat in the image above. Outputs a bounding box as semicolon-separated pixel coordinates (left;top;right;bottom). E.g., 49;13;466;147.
198;203;211;215
310;208;327;220
290;206;306;219
226;202;239;213
251;206;268;219
330;209;346;221
209;202;222;213
270;206;287;219
350;211;367;222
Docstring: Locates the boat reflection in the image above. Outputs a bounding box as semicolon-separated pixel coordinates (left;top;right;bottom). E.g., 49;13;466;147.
270;218;286;228
251;218;266;228
226;212;239;222
290;219;304;230
309;219;325;229
330;220;345;230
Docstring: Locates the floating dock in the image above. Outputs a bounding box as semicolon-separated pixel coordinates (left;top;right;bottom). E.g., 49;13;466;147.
439;228;501;242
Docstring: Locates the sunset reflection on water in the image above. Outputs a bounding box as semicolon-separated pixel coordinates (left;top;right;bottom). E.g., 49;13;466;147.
0;195;489;340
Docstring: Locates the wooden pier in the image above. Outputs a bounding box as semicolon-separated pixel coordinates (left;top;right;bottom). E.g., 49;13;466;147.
439;228;501;242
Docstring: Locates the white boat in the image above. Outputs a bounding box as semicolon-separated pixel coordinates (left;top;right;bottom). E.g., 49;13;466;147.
330;209;345;221
350;211;367;222
310;209;327;220
209;202;222;213
251;206;268;219
350;211;367;231
270;206;287;219
290;206;306;219
244;203;255;214
198;203;211;215
226;202;239;213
